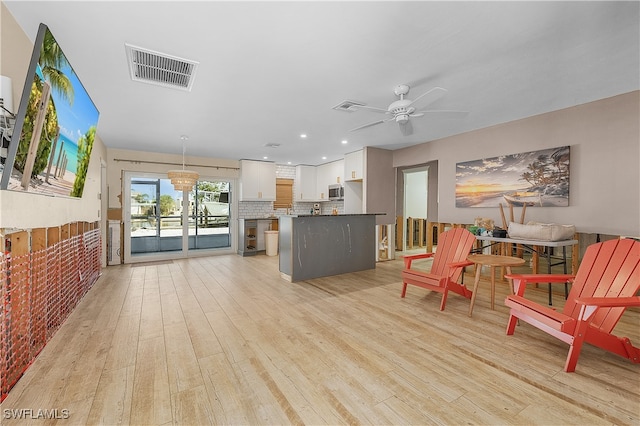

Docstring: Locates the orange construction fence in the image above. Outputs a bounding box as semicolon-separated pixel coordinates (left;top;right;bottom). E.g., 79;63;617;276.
0;222;101;401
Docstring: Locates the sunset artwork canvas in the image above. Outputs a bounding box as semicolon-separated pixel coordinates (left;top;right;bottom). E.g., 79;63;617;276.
455;146;570;208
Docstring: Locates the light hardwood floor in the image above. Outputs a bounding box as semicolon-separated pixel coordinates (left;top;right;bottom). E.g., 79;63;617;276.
2;254;639;425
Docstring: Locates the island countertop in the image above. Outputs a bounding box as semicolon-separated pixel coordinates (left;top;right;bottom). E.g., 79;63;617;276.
288;213;383;217
240;213;383;221
278;214;376;282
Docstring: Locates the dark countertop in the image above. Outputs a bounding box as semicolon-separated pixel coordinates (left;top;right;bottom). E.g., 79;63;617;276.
290;213;383;217
241;213;384;220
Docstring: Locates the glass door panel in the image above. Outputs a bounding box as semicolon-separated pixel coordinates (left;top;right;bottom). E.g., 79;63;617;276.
188;180;231;251
130;177;183;255
130;179;161;254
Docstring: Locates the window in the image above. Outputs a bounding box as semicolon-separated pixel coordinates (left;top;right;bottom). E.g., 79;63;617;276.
274;178;293;209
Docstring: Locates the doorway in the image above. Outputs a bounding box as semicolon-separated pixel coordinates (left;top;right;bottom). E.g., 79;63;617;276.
403;167;428;252
397;160;438;253
124;172;234;262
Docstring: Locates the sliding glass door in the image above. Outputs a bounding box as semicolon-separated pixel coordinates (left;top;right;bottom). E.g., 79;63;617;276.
188;180;231;251
125;173;233;262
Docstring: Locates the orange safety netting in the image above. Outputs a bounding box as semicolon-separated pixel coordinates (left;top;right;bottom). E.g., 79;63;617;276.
0;228;101;401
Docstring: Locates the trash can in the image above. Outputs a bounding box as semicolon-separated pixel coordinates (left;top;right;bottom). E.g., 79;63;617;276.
265;230;279;256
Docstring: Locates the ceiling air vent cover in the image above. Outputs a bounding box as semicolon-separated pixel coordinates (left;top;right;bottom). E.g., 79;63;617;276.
332;100;365;112
125;43;199;91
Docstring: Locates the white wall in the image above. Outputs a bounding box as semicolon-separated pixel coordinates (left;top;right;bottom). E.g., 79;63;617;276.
0;140;106;228
394;91;640;236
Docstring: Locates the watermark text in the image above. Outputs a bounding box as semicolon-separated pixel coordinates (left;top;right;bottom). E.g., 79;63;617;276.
3;408;70;420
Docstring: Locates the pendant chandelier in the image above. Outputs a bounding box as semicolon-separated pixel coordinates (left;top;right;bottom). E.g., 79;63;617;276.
168;135;199;191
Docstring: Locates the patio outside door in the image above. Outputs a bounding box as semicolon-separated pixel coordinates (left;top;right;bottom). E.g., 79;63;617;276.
125;173;232;262
187;180;231;251
130;177;183;255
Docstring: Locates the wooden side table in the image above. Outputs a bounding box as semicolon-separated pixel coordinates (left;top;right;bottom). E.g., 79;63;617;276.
467;254;526;317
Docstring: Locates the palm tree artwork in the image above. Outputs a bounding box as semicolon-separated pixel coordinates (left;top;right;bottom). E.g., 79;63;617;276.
15;28;75;183
455;146;570;208
10;24;99;198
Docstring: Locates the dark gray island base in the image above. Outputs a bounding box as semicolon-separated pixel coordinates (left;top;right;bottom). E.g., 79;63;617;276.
278;214;377;282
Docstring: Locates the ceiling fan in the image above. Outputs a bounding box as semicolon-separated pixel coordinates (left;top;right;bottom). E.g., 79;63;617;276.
350;84;466;136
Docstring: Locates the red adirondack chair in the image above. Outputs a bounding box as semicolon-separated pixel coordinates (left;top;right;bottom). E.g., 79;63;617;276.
401;228;476;310
504;238;640;372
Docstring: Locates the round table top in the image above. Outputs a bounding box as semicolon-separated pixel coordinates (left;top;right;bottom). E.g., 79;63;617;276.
467;254;526;267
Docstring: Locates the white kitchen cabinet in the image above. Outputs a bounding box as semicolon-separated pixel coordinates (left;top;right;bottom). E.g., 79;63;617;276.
239;160;276;201
295;165;318;201
316;159;344;201
316;163;329;201
344;149;364;181
332;159;344;185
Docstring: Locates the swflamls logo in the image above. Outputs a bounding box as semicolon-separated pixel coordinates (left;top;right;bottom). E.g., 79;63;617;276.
3;408;70;419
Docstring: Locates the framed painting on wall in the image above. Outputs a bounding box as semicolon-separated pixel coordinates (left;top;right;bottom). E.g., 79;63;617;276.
455;146;570;208
0;24;99;198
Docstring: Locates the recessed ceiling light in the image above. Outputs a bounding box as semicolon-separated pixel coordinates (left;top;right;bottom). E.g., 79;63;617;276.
300;134;307;138
263;156;268;160
287;161;291;165
341;140;348;144
322;156;327;160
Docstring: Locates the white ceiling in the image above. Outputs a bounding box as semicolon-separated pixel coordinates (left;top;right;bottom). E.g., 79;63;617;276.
4;1;639;166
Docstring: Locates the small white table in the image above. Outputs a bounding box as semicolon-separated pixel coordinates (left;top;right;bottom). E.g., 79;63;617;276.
474;235;578;305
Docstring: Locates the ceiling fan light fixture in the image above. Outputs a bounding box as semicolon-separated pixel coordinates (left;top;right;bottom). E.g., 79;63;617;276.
396;114;409;124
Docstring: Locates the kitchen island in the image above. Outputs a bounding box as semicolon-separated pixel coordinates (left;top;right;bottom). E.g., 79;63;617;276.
278;214;377;282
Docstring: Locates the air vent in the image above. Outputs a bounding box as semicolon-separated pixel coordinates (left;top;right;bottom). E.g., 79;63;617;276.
125;43;199;91
264;143;280;148
332;100;365;112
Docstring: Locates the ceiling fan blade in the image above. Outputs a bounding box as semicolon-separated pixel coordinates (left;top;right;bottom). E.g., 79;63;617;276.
352;104;390;114
406;76;432;89
408;87;447;108
350;119;388;132
414;109;469;119
399;120;413;136
349;117;395;132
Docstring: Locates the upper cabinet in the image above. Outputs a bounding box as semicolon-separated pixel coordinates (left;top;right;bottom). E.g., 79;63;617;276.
239;160;276;201
330;159;344;185
316;159;344;201
344;149;364;181
295;165;318;202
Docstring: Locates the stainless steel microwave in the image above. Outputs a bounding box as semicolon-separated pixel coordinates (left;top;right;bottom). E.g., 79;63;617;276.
328;184;344;201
